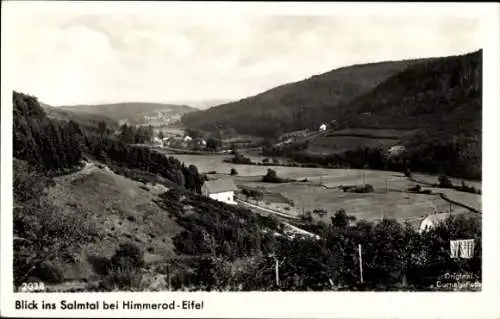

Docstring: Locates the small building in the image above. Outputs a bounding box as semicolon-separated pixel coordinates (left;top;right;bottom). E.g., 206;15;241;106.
201;178;238;205
388;145;406;156
184;135;193;142
153;137;163;146
419;212;450;233
319;123;327;132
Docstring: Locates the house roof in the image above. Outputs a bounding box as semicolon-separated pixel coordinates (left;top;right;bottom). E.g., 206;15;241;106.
422;212;450;224
420;213;451;231
202;178;237;194
389;145;406;150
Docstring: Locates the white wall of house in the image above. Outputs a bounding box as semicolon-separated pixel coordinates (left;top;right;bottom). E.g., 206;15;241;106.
208;191;237;205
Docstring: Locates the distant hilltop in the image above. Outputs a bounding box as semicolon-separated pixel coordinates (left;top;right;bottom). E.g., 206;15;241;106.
46;102;197;126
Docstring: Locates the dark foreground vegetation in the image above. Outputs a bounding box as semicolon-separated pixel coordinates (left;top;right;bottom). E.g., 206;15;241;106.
112;196;482;291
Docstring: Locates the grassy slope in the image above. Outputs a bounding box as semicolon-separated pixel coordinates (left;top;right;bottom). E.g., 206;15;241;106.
182;58;427;136
44;162;183;280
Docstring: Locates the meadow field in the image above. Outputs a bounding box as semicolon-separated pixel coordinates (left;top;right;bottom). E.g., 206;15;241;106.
168;153;481;226
254;183;467;222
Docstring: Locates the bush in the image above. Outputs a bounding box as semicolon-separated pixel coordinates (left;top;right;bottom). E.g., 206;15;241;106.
340;184;374;193
230;153;253;164
438;175;453;188
101;266;144;291
97;243;146;291
408;184;422;192
37;260;64;284
241;188;263;200
88;255;112;276
313;209;328;218
300;211;313;222
456;181;481;194
262;169;291;183
230;168;238;176
110;242;144;270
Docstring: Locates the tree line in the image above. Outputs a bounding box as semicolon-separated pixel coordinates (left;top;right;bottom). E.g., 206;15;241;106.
263;141;480;180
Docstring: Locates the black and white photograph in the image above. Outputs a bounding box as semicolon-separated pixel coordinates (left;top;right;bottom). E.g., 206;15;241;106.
2;2;500;317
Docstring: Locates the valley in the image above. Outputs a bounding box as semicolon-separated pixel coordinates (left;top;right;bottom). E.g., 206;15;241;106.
12;47;483;292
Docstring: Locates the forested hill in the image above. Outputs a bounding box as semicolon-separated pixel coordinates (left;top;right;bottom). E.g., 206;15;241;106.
345;49;482;179
341;49;482;137
258;50;482;180
181;58;429;137
13;91;203;191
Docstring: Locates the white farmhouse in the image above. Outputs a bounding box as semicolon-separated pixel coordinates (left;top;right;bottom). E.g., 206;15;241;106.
153;137;163;146
388;145;406;156
419;212;450;233
201;179;238;205
319;123;327;132
183;135;193;142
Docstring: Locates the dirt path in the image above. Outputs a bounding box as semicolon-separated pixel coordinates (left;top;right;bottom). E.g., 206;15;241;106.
236;199;321;240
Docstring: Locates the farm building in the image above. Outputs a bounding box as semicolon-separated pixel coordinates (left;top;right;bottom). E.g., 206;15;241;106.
319;123;327;131
419;212;451;233
201;178;238;205
184;135;193;142
388;145;406;156
153;137;163;146
191;138;207;147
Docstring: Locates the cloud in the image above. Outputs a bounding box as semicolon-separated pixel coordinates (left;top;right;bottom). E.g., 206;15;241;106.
4;4;482;105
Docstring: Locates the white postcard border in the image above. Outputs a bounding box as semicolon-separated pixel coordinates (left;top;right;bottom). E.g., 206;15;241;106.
1;2;499;318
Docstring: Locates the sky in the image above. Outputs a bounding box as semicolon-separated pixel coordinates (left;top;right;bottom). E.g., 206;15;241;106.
4;2;483;108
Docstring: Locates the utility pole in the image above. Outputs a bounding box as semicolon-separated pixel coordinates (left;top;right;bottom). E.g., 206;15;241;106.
358;244;364;284
166;263;171;292
300;195;304;215
272;256;286;289
275;258;280;288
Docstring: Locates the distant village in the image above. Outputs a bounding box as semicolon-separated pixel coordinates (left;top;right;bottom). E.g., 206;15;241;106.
142;111;182;125
152;133;209;150
150;119;406;160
